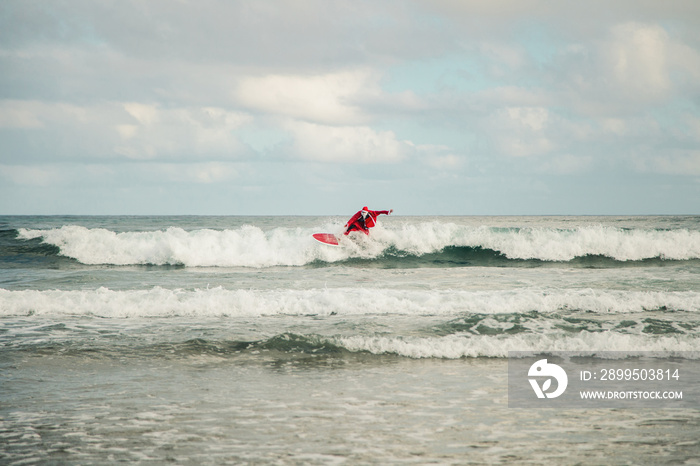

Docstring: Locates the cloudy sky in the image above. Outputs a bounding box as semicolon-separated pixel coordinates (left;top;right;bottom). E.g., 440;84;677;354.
1;0;700;215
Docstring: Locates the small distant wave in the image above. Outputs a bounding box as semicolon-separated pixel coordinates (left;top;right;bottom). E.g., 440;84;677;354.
14;222;700;268
1;228;61;256
5;331;700;361
2;286;699;318
334;333;700;359
3;286;700;359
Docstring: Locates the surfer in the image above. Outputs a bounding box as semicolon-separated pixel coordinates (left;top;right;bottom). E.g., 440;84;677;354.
344;206;393;236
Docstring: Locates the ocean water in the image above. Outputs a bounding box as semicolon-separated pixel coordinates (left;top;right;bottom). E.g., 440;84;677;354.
2;215;700;464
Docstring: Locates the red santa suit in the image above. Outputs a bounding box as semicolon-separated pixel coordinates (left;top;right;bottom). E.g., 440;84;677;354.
344;207;392;235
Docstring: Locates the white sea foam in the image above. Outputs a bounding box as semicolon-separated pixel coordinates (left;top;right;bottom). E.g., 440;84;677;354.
2;287;699;359
17;222;700;267
333;333;700;359
375;222;700;261
17;225;337;267
1;287;699;318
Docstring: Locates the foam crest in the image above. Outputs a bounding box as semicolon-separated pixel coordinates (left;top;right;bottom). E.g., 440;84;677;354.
17;222;700;267
1;287;699;318
375;222;700;261
334;333;700;359
18;225;347;267
478;226;700;261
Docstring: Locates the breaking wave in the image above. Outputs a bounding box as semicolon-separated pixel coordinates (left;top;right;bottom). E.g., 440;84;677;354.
2;287;700;318
3;286;700;359
3;329;700;360
13;222;700;268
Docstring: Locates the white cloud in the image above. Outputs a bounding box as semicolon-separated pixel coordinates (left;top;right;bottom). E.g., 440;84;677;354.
191;162;237;184
549;21;700;117
117;103;252;159
2;0;700;214
124;103;159;125
507;107;549;131
235;70;378;125
605;23;671;99
0;100;95;129
0;100;251;161
479;43;528;77
603;21;700;100
502;137;555;158
600;118;627;136
649;151;700;176
686;115;700;140
0;164;59;186
483;106;556;158
142;162;239;184
116;124;138;140
286;121;407;163
0;161;238;191
476;86;549;108
0;100;44;128
425;153;463;170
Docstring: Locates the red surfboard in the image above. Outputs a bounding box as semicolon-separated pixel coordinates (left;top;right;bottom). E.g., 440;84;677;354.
312;233;341;246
